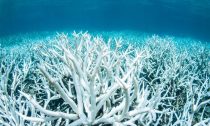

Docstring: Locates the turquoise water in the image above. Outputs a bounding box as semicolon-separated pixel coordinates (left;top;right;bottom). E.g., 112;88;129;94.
0;0;210;43
0;1;210;125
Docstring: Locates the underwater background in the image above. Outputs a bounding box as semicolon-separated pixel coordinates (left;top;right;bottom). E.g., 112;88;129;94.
0;0;210;44
0;1;210;125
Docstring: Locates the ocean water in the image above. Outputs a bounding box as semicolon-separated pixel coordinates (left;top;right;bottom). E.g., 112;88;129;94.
0;0;210;44
1;1;210;125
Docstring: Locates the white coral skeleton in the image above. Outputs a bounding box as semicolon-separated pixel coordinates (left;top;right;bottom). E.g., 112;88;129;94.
0;32;209;126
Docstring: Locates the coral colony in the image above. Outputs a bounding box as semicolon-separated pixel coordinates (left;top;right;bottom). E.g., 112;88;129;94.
0;32;209;126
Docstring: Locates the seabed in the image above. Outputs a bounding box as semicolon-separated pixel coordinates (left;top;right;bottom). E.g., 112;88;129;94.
0;30;209;126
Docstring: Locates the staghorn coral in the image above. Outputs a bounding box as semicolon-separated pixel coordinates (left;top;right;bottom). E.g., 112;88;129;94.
0;32;209;126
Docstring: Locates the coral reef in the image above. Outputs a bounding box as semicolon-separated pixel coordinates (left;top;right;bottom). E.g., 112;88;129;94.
0;32;209;126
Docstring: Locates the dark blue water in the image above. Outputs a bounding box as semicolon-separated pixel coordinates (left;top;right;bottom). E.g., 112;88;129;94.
0;0;210;42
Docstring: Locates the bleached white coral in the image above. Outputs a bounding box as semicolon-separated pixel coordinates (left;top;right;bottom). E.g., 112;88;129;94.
0;32;209;126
